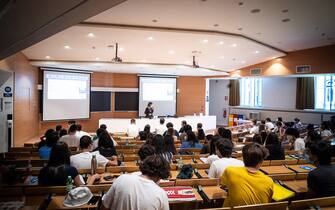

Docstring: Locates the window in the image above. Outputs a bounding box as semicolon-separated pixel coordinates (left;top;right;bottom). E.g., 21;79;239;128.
315;75;335;111
240;78;262;107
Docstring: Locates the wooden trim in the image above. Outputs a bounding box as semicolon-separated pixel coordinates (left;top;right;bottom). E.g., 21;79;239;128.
229;106;335;114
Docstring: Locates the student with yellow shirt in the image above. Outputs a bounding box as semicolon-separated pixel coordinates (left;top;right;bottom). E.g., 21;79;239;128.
221;143;274;207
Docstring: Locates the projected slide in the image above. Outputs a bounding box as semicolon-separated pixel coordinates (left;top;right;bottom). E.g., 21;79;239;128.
143;83;174;101
139;76;177;116
43;71;90;121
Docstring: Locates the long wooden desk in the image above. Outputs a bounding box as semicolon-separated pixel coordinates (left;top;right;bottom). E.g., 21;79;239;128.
260;165;295;175
288;164;316;173
282;180;308;193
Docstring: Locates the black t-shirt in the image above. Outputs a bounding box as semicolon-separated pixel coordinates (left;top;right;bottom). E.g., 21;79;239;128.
139;131;151;140
308;164;335;197
144;107;154;118
265;144;285;160
163;129;179;138
94;147;117;157
38;165;78;186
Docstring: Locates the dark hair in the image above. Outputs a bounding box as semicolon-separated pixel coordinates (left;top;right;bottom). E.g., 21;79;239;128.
252;119;257;125
306;140;332;165
45;131;59;147
265;118;271;122
197;128;205;140
210;136;219;155
197;123;203;129
221;128;232;141
285;127;300;138
276;121;283;127
217;127;225;136
167;127;175;136
130;119;136;124
148;102;153;106
139;155;170;180
306;124;314;131
145;133;155;145
186;131;198;146
98;131;114;148
100;124;107;130
265;133;280;146
166;122;173;128
216;138;233;157
48;142;71;167
277;117;283;122
321;121;331;130
184;124;192;133
159;118;165;125
260;131;267;144
96;128;105;137
261;120;265;124
181;120;187;126
59;129;68;138
163;135;177;155
242;143;269;167
151;134;164;154
68;120;76;125
76;124;82;131
44;129;55;138
79;135;93;149
138;144;156;161
294;118;300;122
68;124;77;133
55;125;62;132
144;124;151;133
252;134;263;144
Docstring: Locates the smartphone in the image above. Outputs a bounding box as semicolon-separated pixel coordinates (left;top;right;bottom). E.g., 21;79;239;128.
103;175;113;181
88;196;101;205
300;165;314;171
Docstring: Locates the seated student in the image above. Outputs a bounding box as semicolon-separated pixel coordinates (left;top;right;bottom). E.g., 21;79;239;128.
38;129;55;149
55;125;62;136
127;119;139;137
203;130;224;164
70;136;117;169
179;120;187;134
285;127;305;151
208;139;244;178
220;128;232;142
252;134;263;144
293;118;303;130
179;124;193;142
265;118;275;131
221;143;273;207
102;155;170;210
139;124;152;141
138;144;156;162
97;124;118;146
59;129;68;138
162;134;177;163
196;123;206;140
75;124;89;139
39;142;99;186
306;140;335;197
166;127;178;142
60;124;80;148
93;130;118;159
200;134;212;154
320;121;333;141
155;118;166;135
163;122;179;138
250;119;259;134
274;121;285;140
264;133;285;160
100;124;107;130
39;131;59;159
180;131;203;150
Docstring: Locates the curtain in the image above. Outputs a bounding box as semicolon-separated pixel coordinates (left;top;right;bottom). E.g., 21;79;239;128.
229;79;240;106
296;77;315;110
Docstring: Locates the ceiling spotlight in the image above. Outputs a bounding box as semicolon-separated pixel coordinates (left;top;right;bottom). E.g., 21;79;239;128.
192;56;199;68
95;57;100;61
272;56;277;59
45;56;50;59
147;36;154;40
168;50;175;54
119;47;124;51
219;41;224;45
64;45;70;49
111;42;122;63
251;9;261;13
219;56;225;59
213;24;219;27
232;43;237;47
141;59;147;62
152;19;158;23
88;33;95;37
203;39;209;43
254;50;259;54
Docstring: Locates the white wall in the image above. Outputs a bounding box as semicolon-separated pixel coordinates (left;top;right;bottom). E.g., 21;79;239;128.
209;79;230;125
262;77;296;109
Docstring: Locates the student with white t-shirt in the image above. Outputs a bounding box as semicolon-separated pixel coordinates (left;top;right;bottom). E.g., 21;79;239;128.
127;119;139;138
208;138;244;178
60;124;80;148
102;155;170;210
70;136;117;169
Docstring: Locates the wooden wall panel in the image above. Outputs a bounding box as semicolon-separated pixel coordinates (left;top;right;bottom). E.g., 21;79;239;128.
0;53;39;146
230;44;335;77
177;76;206;116
91;72;138;87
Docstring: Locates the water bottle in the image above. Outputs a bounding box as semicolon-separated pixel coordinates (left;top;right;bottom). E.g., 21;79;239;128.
177;157;183;170
66;176;73;193
91;155;97;175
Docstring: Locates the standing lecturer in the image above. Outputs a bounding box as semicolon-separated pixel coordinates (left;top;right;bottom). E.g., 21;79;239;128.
144;102;154;119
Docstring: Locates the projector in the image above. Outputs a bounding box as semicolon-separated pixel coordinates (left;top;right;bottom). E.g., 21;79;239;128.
112;57;122;63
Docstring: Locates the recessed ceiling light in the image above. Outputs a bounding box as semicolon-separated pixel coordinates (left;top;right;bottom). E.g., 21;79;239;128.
238;27;243;31
95;57;100;60
254;50;259;54
213;24;219;27
152;19;158;23
141;59;147;62
321;33;326;36
147;36;154;40
203;39;209;43
45;56;50;59
282;18;290;22
231;43;237;47
119;47;124;51
251;9;261;13
87;33;95;37
238;2;244;6
64;45;70;49
219;56;225;59
272;56;277;59
168;50;175;54
282;9;288;13
219;41;224;45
